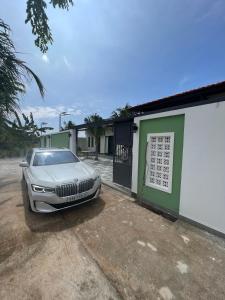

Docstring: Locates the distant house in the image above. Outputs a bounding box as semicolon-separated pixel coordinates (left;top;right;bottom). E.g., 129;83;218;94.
39;119;115;156
76;119;114;155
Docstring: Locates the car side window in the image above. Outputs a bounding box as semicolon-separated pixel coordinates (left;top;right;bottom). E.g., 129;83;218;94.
26;150;33;165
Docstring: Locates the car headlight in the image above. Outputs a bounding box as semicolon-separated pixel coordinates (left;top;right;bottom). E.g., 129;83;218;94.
31;184;55;193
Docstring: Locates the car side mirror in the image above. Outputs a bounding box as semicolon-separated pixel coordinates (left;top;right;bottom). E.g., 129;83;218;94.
19;161;29;167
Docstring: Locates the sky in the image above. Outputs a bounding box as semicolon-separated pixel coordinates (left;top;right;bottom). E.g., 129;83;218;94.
2;0;225;131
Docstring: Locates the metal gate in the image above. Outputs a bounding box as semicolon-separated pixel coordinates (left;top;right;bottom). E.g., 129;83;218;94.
113;119;133;188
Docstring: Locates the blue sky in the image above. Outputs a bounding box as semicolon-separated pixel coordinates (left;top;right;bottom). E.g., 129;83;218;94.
2;0;225;130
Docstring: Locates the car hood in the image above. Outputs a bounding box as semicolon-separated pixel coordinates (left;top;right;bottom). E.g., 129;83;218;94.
30;161;96;185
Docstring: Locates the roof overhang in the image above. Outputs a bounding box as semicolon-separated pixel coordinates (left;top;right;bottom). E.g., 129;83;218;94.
129;81;225;114
76;119;114;130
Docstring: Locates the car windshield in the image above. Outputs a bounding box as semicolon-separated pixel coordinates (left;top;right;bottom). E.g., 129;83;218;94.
33;151;79;166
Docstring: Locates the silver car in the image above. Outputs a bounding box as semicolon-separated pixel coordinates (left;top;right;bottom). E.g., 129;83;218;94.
20;148;101;213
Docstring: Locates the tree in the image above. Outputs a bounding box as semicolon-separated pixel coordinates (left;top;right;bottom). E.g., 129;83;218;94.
1;0;74;116
8;111;53;137
0;20;44;121
111;103;132;119
0;19;45;156
62;120;76;130
84;114;104;161
0;1;74;157
0;110;53;157
26;0;73;53
1;0;74;118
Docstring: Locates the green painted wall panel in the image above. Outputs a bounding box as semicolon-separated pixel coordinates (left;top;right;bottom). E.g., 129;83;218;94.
138;115;185;214
51;132;70;148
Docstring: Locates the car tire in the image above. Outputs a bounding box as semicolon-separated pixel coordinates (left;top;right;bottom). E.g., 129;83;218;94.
25;182;33;212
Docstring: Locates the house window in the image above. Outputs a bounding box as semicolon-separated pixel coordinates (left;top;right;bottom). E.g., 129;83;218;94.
88;137;91;148
145;132;174;193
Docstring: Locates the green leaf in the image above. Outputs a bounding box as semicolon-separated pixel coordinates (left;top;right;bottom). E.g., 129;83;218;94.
26;0;73;52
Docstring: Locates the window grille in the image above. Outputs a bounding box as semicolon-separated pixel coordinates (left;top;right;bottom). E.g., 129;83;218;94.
145;132;174;193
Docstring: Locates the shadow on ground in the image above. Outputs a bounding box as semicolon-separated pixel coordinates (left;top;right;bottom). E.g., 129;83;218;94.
0;198;13;206
0;176;19;189
21;180;105;233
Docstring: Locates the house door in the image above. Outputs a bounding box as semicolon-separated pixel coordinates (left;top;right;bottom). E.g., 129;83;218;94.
108;136;114;155
113;119;133;188
97;137;100;153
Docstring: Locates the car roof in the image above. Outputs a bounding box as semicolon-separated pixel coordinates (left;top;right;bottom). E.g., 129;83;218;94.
32;148;70;152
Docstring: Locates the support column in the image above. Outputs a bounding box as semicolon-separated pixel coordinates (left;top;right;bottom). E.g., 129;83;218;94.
69;129;77;154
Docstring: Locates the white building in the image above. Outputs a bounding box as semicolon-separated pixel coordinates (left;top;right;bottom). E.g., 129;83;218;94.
76;120;114;155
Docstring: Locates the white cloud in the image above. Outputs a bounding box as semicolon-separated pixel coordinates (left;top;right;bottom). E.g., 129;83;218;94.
63;56;73;70
42;54;49;63
178;75;190;88
21;105;82;120
196;0;225;23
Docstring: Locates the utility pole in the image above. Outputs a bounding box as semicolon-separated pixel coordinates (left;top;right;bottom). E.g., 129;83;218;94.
41;122;48;135
59;112;70;131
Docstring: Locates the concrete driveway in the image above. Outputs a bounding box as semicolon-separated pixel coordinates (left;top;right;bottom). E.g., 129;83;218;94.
0;159;225;300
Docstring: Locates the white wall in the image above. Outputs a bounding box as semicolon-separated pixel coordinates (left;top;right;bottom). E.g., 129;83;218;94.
105;137;109;153
100;127;114;154
46;136;51;147
100;136;105;153
87;126;114;154
69;129;76;154
132;101;225;234
85;132;96;152
105;127;114;136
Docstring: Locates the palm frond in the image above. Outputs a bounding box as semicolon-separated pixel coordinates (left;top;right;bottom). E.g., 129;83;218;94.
0;19;45;125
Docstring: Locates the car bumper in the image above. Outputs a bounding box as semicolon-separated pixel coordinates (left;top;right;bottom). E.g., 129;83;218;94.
28;184;101;213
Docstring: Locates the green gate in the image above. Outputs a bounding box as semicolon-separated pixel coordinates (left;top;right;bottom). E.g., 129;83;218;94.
138;115;184;215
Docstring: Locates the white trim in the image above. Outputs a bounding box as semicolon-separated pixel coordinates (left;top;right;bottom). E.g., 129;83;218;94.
69;129;76;154
145;132;174;193
132;109;185;195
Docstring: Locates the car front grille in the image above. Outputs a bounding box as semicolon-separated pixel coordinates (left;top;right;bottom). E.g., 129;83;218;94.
56;179;94;197
78;179;94;193
55;183;77;197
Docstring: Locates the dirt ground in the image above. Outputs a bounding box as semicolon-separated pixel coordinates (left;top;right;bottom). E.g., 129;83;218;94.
0;158;225;300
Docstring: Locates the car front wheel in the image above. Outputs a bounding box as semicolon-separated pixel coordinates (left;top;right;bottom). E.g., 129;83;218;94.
25;182;33;212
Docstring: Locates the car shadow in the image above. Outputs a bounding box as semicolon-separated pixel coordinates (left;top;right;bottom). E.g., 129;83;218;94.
21;180;105;233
